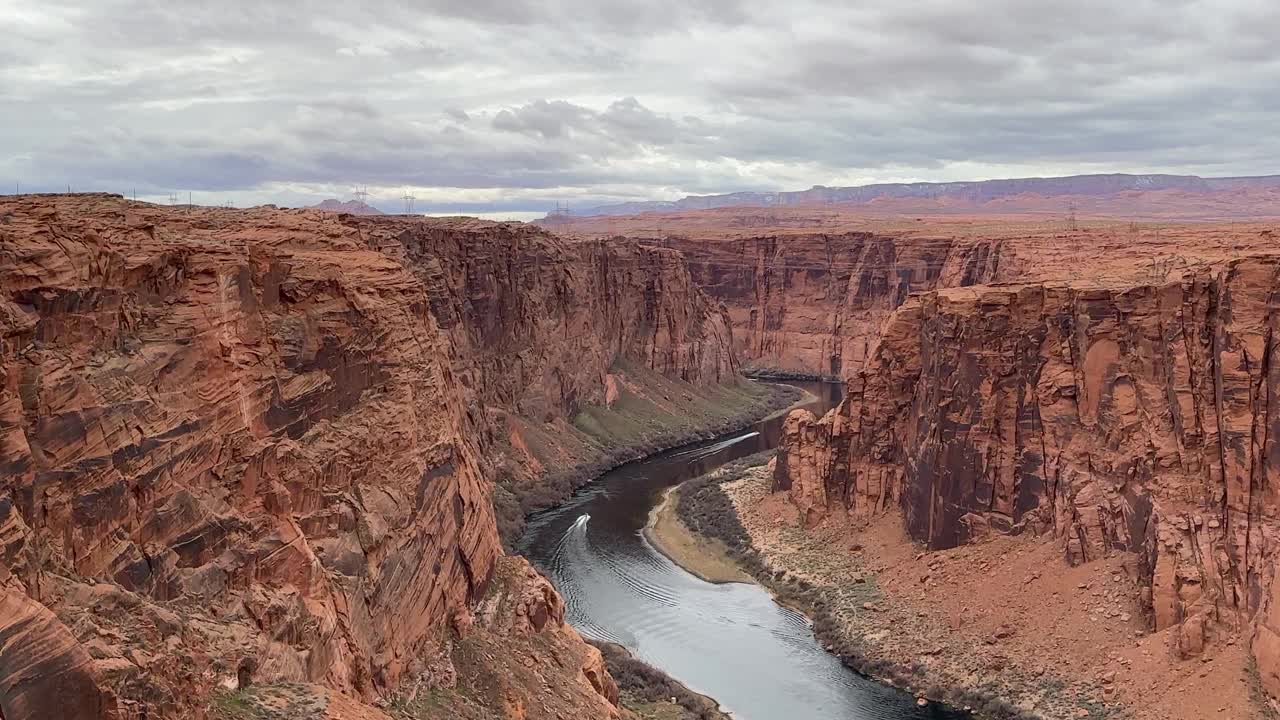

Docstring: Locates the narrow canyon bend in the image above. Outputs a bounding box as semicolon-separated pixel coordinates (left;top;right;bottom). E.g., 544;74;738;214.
4;193;1280;720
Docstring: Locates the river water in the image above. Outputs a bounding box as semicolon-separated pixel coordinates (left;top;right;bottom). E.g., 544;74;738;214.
518;381;963;720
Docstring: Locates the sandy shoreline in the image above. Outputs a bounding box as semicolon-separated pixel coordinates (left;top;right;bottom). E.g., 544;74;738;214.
642;384;820;586
643;484;752;584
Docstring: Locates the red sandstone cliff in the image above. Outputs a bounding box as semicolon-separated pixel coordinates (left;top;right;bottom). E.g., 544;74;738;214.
663;233;1000;378
773;253;1280;701
0;195;738;719
352;219;744;542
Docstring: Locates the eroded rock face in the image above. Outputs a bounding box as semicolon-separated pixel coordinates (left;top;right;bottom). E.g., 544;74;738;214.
0;588;118;720
774;257;1280;694
0;195;503;712
666;234;1000;379
370;221;737;424
469;556;621;718
0;195;731;717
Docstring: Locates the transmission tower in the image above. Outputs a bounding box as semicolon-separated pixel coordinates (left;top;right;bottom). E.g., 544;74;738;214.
1068;203;1078;232
401;188;416;214
168;192;179;205
353;185;370;205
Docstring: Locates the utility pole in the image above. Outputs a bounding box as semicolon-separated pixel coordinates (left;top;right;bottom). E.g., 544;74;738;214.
1068;202;1078;232
401;188;416;214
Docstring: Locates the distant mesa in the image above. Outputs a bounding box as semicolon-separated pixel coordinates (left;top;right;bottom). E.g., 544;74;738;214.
310;198;385;215
544;172;1280;220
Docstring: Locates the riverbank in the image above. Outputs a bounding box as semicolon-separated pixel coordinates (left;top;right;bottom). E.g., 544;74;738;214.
644;484;752;584
494;365;807;545
670;457;1261;720
642;388;821;584
589;641;732;720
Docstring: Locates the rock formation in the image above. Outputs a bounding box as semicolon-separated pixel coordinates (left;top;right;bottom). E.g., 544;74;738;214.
664;233;1000;378
0;194;740;718
309;199;384;215
346;217;746;542
773;253;1280;698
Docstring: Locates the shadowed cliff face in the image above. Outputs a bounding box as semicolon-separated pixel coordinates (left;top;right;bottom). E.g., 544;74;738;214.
351;220;743;544
664;234;1000;379
773;255;1280;696
0;195;737;718
370;221;737;423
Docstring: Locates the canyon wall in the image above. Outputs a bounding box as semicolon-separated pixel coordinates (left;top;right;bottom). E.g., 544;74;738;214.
353;219;745;542
663;234;1002;379
0;195;739;718
773;255;1280;695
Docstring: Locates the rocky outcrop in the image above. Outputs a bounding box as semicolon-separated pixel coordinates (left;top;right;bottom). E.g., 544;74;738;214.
773;255;1280;698
0;194;738;717
465;556;622;718
309;199;384;215
664;233;1000;379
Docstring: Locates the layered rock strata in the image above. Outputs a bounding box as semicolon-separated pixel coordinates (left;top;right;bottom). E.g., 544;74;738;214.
773;254;1280;699
0;194;741;718
662;234;1001;379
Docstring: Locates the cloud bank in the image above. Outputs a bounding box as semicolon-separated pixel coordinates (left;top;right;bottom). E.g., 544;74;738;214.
2;0;1277;213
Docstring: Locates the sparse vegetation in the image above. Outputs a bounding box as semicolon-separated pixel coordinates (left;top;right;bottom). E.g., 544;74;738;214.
589;640;731;720
1248;659;1280;720
208;684;327;720
494;363;803;545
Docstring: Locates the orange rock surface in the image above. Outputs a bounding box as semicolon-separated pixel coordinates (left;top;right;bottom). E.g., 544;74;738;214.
0;194;738;718
768;249;1280;710
552;209;1278;381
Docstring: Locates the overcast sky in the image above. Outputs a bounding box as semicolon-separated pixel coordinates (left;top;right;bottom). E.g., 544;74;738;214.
3;0;1278;217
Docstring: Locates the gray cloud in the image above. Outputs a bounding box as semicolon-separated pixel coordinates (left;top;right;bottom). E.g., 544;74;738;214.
2;0;1278;213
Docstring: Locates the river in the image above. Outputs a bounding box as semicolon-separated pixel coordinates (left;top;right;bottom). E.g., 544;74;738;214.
518;381;963;720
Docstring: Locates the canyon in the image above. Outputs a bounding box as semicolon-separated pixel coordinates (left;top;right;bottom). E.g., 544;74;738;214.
557;204;1280;717
0;194;766;720
5;190;1280;720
